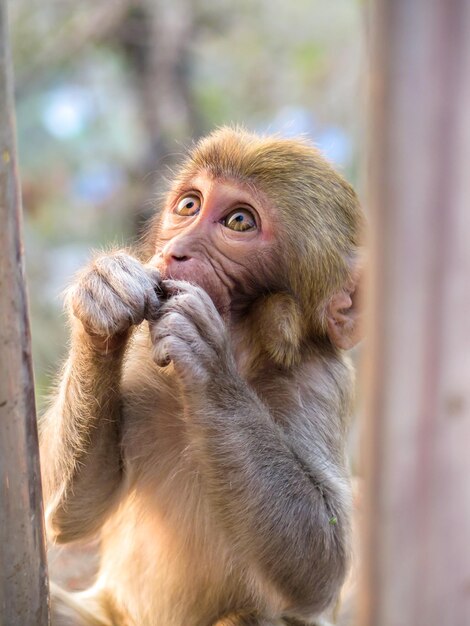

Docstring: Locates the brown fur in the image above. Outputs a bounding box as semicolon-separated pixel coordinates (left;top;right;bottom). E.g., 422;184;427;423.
248;293;305;368
40;128;363;626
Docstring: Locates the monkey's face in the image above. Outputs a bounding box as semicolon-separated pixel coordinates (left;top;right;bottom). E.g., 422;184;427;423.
150;173;277;314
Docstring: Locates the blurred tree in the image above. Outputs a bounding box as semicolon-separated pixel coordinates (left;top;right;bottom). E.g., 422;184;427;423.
9;0;364;406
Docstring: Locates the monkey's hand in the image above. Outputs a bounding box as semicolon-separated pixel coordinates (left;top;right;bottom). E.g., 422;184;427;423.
68;252;161;347
149;280;234;387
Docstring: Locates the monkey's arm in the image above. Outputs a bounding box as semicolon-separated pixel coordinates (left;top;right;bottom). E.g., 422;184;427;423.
40;252;160;543
40;322;126;543
190;375;351;620
151;282;352;620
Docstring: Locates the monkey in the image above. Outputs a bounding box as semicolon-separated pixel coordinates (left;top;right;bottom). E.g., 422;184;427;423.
39;127;364;626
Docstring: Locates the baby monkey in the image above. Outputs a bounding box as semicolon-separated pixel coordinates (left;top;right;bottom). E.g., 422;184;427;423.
40;127;364;626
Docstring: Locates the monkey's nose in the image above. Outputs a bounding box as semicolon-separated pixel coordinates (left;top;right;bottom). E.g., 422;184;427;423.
161;238;193;264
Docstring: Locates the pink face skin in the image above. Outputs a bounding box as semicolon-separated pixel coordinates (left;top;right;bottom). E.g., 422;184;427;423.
150;173;276;315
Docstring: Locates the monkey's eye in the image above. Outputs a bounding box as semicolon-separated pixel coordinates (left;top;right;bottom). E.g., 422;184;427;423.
175;195;201;216
223;209;257;232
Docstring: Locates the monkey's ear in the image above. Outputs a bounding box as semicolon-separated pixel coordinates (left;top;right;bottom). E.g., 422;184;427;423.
250;293;303;368
326;274;363;350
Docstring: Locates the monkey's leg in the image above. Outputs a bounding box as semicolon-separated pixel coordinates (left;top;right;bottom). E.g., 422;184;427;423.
50;582;114;626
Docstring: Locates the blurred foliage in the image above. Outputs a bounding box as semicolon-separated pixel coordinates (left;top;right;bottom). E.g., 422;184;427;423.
8;0;365;408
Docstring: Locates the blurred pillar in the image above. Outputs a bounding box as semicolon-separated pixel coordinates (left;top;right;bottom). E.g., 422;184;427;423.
0;1;49;624
360;1;470;625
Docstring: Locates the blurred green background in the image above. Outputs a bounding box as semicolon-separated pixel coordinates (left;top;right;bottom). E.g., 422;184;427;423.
10;0;365;408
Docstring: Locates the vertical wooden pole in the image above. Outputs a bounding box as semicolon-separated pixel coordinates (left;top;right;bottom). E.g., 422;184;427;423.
0;1;50;624
361;0;470;625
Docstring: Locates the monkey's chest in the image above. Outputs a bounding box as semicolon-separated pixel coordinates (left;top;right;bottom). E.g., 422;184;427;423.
114;347;277;623
116;381;252;620
105;447;250;622
101;490;252;626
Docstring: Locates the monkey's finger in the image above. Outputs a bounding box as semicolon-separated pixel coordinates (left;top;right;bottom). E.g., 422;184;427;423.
154;335;211;387
150;312;200;346
143;286;161;322
159;279;195;299
94;253;142;287
162;279;216;310
87;271;148;325
141;266;163;322
71;283;134;336
149;312;213;363
151;331;177;368
151;332;206;379
143;266;164;298
160;280;225;345
152;335;172;367
160;297;224;350
143;265;162;287
94;254;156;313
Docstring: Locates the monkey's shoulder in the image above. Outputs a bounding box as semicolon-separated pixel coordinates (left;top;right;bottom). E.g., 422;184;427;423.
251;348;354;414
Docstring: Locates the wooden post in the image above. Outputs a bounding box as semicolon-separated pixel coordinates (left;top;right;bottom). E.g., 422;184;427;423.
361;0;470;625
0;1;50;624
